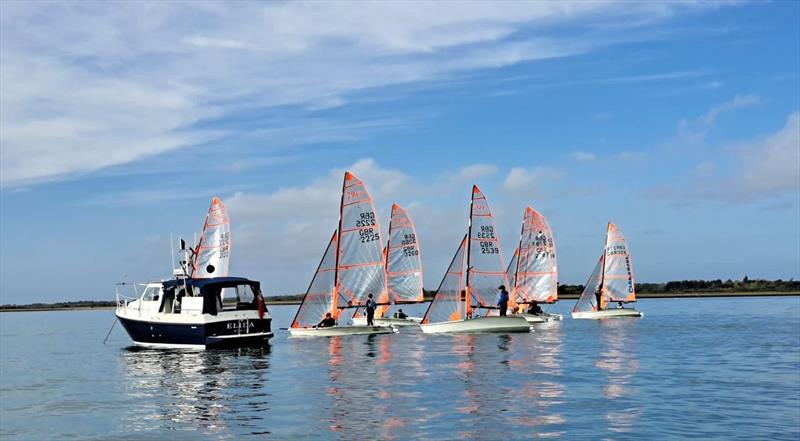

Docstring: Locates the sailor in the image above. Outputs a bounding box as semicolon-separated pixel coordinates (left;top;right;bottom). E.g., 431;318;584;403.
617;302;623;309
365;293;377;326
316;312;336;328
394;309;408;319
527;301;543;315
595;288;602;309
496;285;509;317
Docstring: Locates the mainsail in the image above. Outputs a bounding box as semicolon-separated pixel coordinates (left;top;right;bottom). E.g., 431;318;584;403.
191;197;231;278
602;223;636;303
514;207;558;304
421;235;467;324
466;185;510;310
572;222;636;313
573;255;603;313
336;172;387;309
291;231;340;327
506;247;519;294
379;203;424;317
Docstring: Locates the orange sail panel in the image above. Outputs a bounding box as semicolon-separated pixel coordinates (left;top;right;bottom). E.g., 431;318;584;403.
191;197;231;278
467;185;511;309
336;172;387;307
422;235;467;324
573;255;603;313
515;207;558;303
291;231;339;328
385;203;424;303
602;223;636;303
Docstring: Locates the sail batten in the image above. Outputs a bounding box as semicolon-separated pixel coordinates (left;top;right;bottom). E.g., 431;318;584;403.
191;197;231;278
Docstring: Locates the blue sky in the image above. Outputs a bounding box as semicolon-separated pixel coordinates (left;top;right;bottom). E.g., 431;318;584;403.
1;1;798;304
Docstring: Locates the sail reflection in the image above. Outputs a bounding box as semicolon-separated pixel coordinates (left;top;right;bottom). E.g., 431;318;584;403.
117;346;270;436
597;320;641;433
322;334;413;440
511;322;566;437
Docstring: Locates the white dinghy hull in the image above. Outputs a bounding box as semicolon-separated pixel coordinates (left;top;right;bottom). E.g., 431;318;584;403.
420;316;532;334
352;316;422;327
519;312;563;323
288;325;397;337
571;308;643;320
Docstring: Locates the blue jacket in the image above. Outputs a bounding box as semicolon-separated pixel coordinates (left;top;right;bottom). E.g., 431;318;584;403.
366;298;376;310
497;290;509;306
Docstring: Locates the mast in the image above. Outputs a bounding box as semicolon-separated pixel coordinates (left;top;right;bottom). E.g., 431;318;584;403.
513;209;526;302
598;222;611;311
465;185;478;318
332;172;348;318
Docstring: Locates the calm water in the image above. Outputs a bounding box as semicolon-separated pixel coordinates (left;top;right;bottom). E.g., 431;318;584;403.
1;297;798;440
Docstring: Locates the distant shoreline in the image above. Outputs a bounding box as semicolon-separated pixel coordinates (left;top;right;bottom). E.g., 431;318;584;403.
1;291;797;313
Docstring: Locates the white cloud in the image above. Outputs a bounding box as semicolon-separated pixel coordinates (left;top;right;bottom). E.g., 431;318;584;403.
702;94;761;125
0;1;727;187
649;112;800;203
458;164;498;179
730;112;800;201
572;151;598;162
503;166;564;195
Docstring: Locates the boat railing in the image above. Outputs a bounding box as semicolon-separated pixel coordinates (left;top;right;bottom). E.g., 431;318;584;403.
114;282;141;315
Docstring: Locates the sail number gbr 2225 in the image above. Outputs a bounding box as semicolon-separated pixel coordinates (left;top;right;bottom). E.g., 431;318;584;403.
356;212;379;243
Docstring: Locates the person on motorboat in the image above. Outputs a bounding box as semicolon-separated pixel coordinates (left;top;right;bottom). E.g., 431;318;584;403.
316;312;336;328
527;301;543;315
497;285;509;316
394;309;408;319
365;293;377;326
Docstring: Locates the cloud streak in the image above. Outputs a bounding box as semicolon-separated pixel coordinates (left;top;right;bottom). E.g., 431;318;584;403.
1;1;729;188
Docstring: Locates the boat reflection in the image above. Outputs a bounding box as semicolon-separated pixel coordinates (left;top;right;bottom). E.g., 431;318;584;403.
597;319;641;433
323;334;412;440
511;322;566;437
117;346;271;436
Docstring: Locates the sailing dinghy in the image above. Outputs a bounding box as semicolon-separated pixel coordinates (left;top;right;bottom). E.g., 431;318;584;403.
572;223;643;319
420;186;531;334
507;207;562;323
353;203;424;327
289;172;396;337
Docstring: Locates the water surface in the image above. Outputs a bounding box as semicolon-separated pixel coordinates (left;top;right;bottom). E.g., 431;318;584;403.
1;296;798;440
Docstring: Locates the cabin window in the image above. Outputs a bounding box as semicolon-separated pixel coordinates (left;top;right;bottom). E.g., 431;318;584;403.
237;284;255;304
142;286;162;302
221;287;239;310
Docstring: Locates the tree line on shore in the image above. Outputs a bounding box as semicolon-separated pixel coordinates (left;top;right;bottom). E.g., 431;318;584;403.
2;278;797;310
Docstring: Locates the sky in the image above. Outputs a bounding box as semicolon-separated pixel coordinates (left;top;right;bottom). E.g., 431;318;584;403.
1;1;798;304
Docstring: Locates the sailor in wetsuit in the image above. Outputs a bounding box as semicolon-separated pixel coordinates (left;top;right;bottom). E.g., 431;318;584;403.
527;301;543;315
394;309;408;319
316;312;336;328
